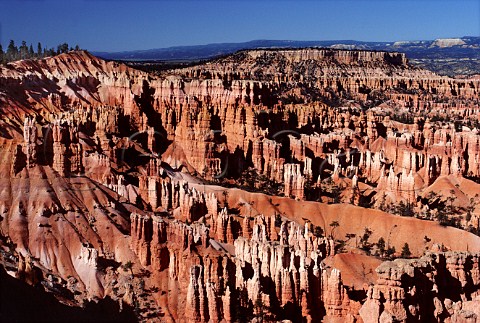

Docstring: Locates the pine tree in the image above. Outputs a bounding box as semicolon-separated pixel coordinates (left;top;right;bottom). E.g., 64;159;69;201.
7;40;18;61
329;221;340;240
385;246;396;258
377;237;386;254
57;42;69;54
2;40;80;62
37;42;42;57
19;40;28;59
29;44;35;58
401;243;411;258
45;47;56;57
0;44;4;64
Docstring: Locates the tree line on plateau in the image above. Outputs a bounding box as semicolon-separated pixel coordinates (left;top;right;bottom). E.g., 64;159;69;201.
0;40;81;64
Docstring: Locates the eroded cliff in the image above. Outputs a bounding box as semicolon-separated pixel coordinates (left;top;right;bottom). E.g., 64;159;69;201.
0;49;479;322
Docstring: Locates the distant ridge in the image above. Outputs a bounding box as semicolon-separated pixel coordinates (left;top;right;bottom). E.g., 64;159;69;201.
93;36;480;62
93;39;387;61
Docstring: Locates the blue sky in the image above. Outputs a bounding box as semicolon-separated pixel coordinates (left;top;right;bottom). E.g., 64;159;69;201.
0;0;479;52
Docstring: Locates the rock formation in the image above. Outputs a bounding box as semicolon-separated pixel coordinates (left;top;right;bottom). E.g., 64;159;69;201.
0;49;479;321
360;252;480;322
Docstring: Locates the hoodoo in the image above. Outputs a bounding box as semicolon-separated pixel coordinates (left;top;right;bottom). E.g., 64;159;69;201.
0;48;479;321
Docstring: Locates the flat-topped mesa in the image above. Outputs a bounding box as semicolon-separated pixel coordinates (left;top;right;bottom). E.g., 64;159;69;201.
170;48;480;110
178;48;411;82
247;48;409;66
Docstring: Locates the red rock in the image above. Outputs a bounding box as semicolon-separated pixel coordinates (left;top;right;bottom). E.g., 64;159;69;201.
1;49;480;322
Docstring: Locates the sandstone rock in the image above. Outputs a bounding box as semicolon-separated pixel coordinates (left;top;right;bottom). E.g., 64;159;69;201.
2;49;480;323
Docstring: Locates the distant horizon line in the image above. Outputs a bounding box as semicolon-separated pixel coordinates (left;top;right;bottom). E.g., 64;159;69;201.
90;35;478;54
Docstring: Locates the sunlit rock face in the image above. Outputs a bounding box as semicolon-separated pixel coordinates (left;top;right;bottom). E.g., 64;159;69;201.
0;49;479;321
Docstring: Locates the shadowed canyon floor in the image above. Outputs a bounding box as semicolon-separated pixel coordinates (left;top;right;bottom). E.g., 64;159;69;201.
0;49;479;322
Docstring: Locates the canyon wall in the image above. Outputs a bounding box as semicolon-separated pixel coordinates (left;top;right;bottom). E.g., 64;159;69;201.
0;49;479;321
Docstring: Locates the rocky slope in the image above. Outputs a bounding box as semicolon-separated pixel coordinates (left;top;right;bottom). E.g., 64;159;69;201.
0;49;479;322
